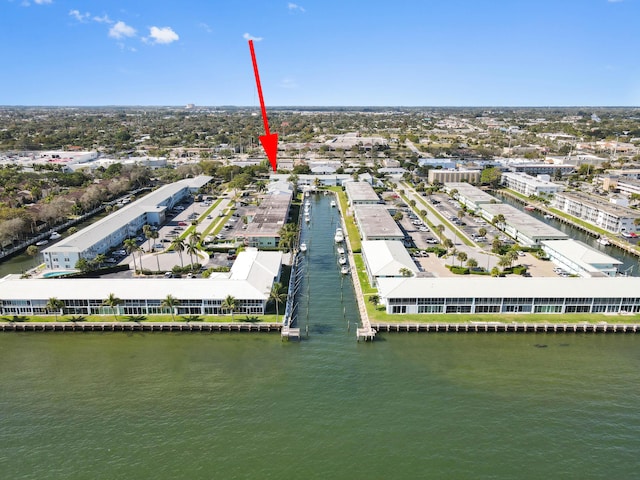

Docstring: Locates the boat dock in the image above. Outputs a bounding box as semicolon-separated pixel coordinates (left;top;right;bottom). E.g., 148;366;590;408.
371;322;640;334
0;322;282;333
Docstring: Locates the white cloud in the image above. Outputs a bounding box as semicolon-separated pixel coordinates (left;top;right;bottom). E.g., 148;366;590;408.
69;9;90;22
34;0;52;4
288;3;305;12
147;26;179;44
243;32;263;42
198;22;213;33
608;0;624;2
109;21;136;40
93;14;113;24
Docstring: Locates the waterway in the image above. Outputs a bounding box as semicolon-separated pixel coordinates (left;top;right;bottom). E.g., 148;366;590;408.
1;194;639;479
498;193;640;276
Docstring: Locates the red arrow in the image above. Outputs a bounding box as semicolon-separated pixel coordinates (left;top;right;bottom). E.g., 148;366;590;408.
248;40;278;172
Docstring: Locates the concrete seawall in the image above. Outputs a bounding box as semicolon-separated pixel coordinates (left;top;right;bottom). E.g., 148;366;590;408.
0;322;282;333
372;322;640;334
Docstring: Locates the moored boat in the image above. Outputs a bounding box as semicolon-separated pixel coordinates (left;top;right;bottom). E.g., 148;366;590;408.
338;256;347;265
543;214;553;219
330;200;336;208
49;231;61;240
340;266;350;275
336;246;345;255
597;236;611;246
524;205;535;211
300;243;307;252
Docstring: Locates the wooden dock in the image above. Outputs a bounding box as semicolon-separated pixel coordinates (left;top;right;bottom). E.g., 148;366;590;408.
0;322;283;333
371;322;640;334
281;326;300;341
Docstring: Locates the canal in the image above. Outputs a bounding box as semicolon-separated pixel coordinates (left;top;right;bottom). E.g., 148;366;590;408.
498;193;640;276
294;192;360;337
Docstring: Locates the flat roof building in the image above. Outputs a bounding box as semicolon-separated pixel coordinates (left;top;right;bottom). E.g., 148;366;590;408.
41;176;212;270
428;169;481;185
443;182;498;213
480;203;568;246
353;204;404;242
552;191;640;234
541;239;622;277
1;248;282;317
377;277;640;314
344;181;380;205
241;189;293;248
501;172;563;197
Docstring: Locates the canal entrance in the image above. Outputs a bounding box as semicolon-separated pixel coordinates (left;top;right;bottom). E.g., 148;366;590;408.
293;193;360;340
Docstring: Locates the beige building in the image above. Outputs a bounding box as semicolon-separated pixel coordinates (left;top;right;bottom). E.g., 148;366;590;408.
428;169;480;185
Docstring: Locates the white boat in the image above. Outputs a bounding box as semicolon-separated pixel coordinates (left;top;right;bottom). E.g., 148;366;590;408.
35;239;48;246
337;246;345;255
338;256;347;265
341;266;350;275
49;231;61;240
300;243;307;252
543;214;553;219
334;228;344;243
305;200;311;208
330;200;336;208
597;237;611;246
305;215;310;223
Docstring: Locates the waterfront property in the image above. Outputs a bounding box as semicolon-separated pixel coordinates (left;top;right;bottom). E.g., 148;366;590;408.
361;240;418;286
442;182;497;213
501;172;563;197
480;203;568;246
352;204;405;241
376;277;640;314
552;191;640;234
0;248;282;317
542;239;623;277
344;181;380;205
240;188;293;248
41;176;212;269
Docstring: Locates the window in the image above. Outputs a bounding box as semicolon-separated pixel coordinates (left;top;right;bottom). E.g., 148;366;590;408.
392;305;407;314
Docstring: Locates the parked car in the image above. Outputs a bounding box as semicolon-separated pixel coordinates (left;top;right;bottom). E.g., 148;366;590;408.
178;221;187;226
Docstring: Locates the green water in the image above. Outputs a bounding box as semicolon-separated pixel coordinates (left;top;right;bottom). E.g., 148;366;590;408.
1;195;639;479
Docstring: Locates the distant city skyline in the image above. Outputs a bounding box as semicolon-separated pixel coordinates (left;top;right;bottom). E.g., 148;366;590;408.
2;0;640;106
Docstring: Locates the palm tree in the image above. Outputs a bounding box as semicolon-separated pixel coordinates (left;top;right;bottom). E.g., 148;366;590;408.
186;237;200;271
507;250;519;267
124;238;139;272
268;282;287;322
171;238;185;268
498;255;512;271
102;293;123;321
143;224;153;251
399;267;413;277
221;295;237;320
149;229;159;250
93;253;106;269
443;238;454;253
46;297;64;321
435;224;445;240
478;227;487;238
456;251;468;267
466;258;478;269
161;294;180;321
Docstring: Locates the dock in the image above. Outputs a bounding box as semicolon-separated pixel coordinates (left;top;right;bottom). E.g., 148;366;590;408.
0;322;282;333
281;326;301;340
371;322;640;334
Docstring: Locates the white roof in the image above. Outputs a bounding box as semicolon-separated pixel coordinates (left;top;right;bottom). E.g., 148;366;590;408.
0;277;267;301
377;276;640;300
230;248;282;293
362;240;417;277
542;239;623;271
43;176;212;254
345;181;379;203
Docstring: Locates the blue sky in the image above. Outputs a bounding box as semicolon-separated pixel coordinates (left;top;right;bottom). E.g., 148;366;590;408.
2;0;639;106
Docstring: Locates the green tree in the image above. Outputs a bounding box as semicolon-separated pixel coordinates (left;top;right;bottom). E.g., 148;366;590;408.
478;227;487;238
480;167;503;187
435;224;445;240
46;297;64;321
171;238;185;268
26;245;39;266
268;282;287;322
102;293;123;321
161;294;180;321
399;267;413;277
466;257;478;269
456;251;468;267
124;238;140;273
368;294;380;308
221;295;237;320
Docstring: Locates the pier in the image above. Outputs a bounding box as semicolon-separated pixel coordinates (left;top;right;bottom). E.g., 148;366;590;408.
0;322;282;333
371;322;640;334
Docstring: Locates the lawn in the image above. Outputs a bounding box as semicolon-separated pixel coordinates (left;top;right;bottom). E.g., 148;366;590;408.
352;254;377;295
